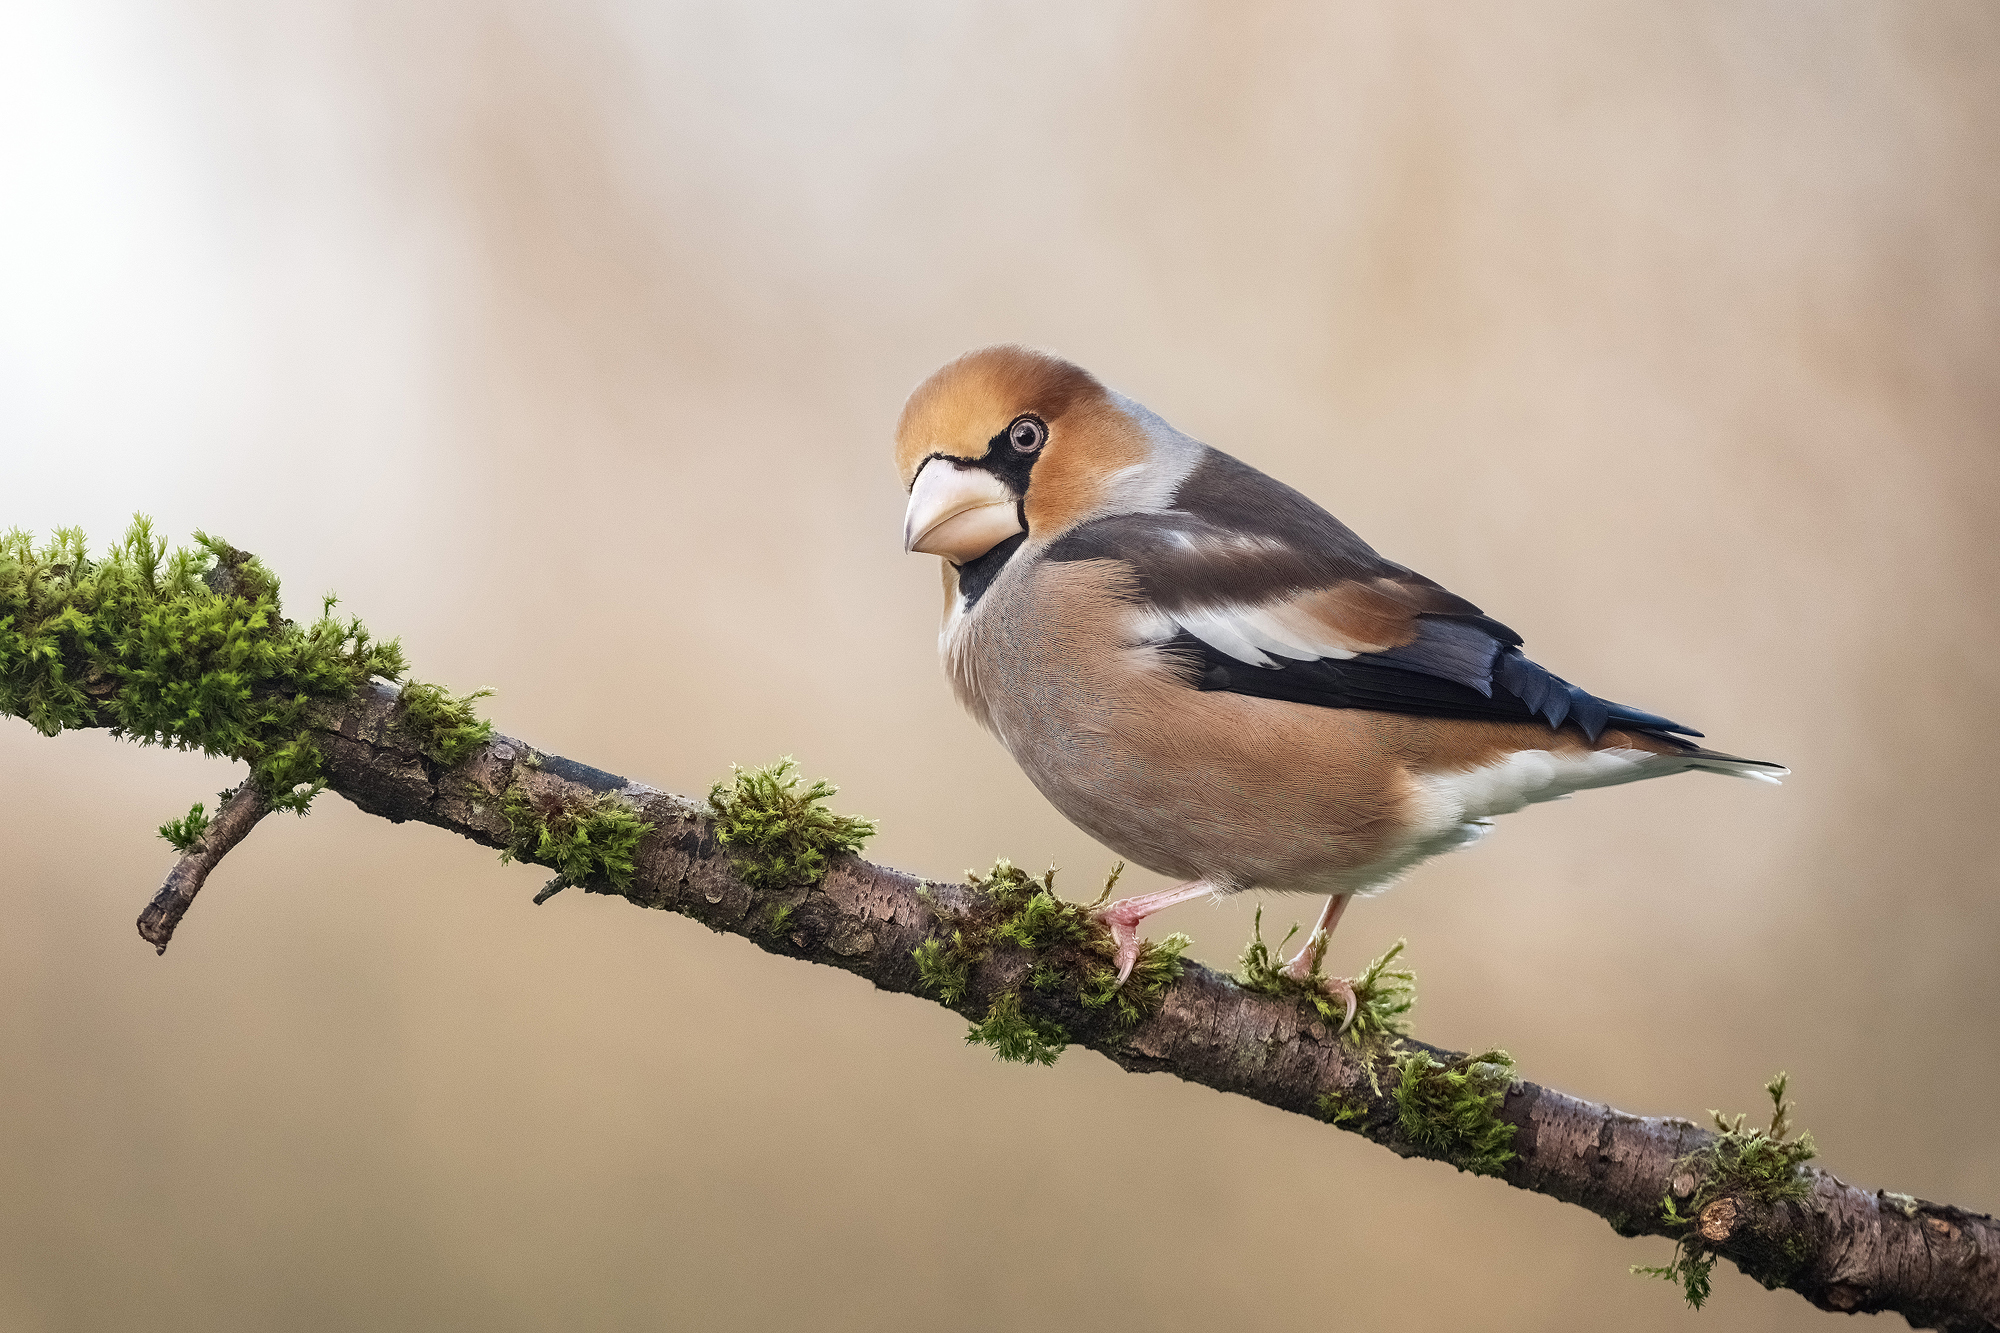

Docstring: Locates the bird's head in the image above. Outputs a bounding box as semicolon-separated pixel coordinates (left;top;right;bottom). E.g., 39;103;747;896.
895;345;1161;564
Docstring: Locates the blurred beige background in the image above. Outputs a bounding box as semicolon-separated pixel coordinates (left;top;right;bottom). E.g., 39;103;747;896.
2;2;1996;1329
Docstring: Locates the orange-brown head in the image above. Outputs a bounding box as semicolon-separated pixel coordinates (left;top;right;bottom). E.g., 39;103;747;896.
896;345;1170;564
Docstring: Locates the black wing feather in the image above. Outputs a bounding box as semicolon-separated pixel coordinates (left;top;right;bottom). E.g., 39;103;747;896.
1168;632;1700;742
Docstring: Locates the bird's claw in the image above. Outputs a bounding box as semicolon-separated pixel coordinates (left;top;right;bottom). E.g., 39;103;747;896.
1107;919;1141;984
1324;977;1358;1036
1279;934;1359;1034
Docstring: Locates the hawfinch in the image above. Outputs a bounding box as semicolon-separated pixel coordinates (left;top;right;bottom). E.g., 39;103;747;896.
896;346;1784;1021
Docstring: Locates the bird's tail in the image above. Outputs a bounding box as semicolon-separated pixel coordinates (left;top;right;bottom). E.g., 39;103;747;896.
1610;724;1788;784
1686;750;1788;784
1659;743;1789;785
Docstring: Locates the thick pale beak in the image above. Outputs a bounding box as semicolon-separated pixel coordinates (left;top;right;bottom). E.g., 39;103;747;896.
902;459;1024;564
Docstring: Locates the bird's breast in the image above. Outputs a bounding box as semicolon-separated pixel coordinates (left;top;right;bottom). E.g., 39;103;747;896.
941;555;1424;891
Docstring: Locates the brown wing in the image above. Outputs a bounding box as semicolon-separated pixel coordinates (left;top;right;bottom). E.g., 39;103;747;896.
1041;447;1698;741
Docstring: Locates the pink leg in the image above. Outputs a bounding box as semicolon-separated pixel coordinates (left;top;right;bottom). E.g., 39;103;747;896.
1095;880;1218;983
1281;894;1357;1032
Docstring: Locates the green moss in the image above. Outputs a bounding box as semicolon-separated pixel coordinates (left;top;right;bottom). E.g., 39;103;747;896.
993;876;1094;951
0;518;406;819
500;784;651;890
1237;906;1416;1043
1392;1047;1519;1176
913;932;975;1005
157;800;212;853
706;758;877;892
397;680;494;764
1632;1072;1819;1310
966;990;1068;1067
1317;1091;1367;1127
1701;1073;1818;1206
1078;926;1191;1030
912;860;1190;1065
1633;1200;1716;1309
767;902;796;935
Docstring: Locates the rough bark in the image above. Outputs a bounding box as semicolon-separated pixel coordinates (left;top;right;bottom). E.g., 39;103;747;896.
91;680;2000;1327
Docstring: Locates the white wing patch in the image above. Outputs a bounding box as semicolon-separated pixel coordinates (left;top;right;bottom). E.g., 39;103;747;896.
1161;598;1363;667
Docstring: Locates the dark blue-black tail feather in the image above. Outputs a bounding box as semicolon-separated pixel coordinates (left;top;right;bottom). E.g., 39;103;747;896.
1493;648;1700;740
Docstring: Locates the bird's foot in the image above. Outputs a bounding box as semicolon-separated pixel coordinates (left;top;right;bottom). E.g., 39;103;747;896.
1279;927;1330;982
1093;879;1217;984
1098;906;1145;984
1280;930;1358;1034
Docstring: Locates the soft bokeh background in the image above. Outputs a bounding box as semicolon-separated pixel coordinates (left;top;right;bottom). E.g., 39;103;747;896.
3;2;1996;1329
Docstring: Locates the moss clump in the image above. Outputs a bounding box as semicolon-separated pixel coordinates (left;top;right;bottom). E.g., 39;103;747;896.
1392;1047;1519;1176
0;518;406;816
1237;906;1416;1043
397;680;494;764
1633;1073;1818;1310
706;758;877;892
1701;1072;1818;1206
913;932;975;1005
966;990;1068;1067
913;860;1190;1064
500;785;652;891
157;800;212;853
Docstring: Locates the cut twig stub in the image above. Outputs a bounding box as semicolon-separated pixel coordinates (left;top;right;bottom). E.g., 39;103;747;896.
1698;1197;1739;1243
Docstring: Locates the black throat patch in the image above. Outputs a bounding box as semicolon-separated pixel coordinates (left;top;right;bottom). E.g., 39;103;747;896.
956;531;1028;608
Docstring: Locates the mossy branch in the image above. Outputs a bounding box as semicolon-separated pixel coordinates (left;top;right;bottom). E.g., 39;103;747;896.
1237;905;1415;1044
7;525;1999;1332
397;681;495;765
1632;1071;1824;1309
707;758;877;892
1;517;409;820
912;860;1188;1063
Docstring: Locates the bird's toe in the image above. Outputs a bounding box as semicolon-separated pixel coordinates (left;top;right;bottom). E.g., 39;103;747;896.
1326;977;1358;1035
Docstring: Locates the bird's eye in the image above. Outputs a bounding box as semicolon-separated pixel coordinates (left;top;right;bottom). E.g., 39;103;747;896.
1008;416;1047;453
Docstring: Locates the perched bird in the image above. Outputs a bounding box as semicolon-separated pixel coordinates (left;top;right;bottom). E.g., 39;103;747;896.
896;345;1784;1025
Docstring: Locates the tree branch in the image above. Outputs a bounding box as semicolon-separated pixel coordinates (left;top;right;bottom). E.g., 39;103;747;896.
27;672;1998;1328
136;779;272;954
271;680;1992;1329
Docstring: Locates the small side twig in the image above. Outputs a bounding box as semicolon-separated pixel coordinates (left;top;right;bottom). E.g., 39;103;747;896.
136;781;272;954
